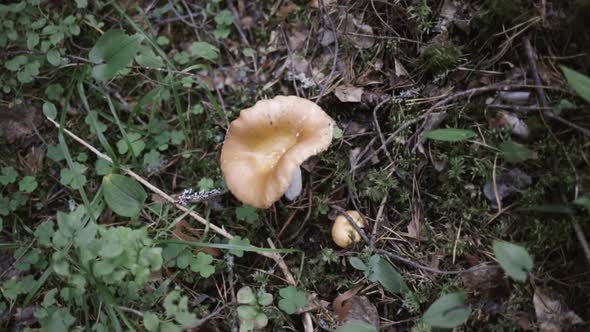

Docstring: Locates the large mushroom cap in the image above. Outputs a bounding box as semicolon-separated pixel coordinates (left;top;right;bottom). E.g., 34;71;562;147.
220;95;334;208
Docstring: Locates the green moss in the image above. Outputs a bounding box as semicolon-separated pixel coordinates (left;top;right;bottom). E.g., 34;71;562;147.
419;42;462;76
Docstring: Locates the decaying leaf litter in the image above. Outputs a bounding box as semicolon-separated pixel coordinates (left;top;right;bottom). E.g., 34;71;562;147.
0;0;589;331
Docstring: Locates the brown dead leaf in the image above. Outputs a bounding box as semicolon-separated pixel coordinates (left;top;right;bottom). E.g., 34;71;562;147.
407;200;425;240
0;105;43;144
333;285;362;321
22;145;46;174
489;111;530;140
394;59;409;77
318;28;337;47
277;1;300;18
533;290;583;332
334;85;364;103
288;28;307;50
461;264;504;293
174;221;221;257
337;296;379;327
339;14;375;49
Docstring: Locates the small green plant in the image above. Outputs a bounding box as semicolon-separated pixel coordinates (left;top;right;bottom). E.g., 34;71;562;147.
420;292;471;329
349;255;409;295
407;0;433;33
236;286;273;332
277;286;308;314
419;42;462;76
360;169;398;202
492;240;533;282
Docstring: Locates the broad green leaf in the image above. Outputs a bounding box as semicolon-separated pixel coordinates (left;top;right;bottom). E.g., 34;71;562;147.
116;132;145;155
498;141;533;163
45;84;63;101
143;312;159;332
258;292;273;306
254;313;268;328
422;292;471;328
367;255;409;294
197;177;214;191
189;42;219;61
47;49;61;66
189;252;215;278
43;102;57;120
237;305;257;320
215;10;234;25
19;176;37;193
102;174;147;218
88;29;143;81
235;205;258;224
278;286;307;314
561;66;590;104
228;236;250;257
349;257;367;271
26;32;39;49
333;126;343;139
0;166;18;185
135;44;164;68
95;159;112;176
237;286;256;305
59;162;87;190
425;128;476;142
493;240;533;282
335;321;379;332
34;221;54;247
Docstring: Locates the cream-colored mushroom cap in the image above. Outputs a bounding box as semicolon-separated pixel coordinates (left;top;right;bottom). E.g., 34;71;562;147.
220;95;334;208
331;210;366;248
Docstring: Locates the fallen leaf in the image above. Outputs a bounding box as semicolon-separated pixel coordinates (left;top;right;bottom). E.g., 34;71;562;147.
343;296;379;327
335;85;364;103
333;285;362;321
22;145;46;174
277;1;300;18
288;28;308;50
433;0;458;33
394;59;409;77
0;105;43;144
319;28;337;47
342;16;375;49
461;264;504;293
533;289;583;332
490;111;530;140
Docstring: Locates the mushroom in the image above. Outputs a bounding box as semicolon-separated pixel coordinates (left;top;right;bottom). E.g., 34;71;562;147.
331;210;366;248
220;96;334;208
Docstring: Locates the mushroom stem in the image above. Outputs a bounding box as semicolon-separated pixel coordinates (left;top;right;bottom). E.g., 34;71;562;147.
284;166;303;201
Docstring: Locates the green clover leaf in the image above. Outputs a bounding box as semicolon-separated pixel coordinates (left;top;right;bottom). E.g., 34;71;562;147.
278;286;308;314
190;252;215;278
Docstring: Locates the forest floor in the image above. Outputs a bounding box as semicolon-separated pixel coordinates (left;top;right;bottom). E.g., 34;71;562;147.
1;1;590;331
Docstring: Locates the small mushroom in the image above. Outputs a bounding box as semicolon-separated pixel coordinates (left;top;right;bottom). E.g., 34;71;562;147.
220;96;334;208
331;210;366;248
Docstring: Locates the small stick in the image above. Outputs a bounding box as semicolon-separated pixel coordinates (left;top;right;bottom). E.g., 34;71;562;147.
267;239;314;332
375;249;495;275
523;37;590;136
45;116;234;240
370;194;388;246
